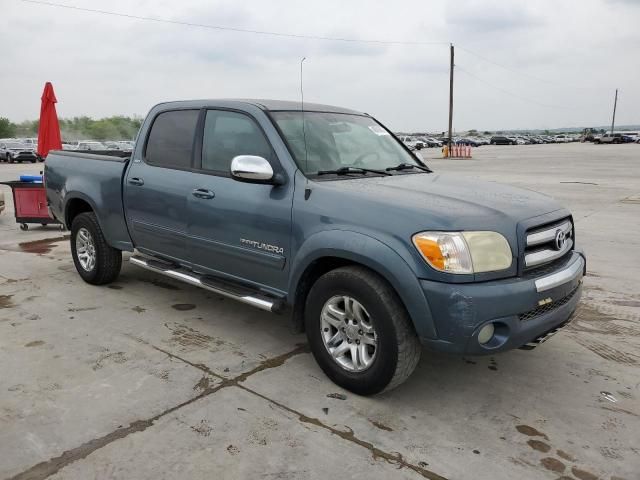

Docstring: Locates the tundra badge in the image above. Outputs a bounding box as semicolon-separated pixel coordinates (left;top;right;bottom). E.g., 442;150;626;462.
240;238;284;255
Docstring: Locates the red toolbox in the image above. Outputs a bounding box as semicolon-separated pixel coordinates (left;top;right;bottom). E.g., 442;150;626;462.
0;181;62;231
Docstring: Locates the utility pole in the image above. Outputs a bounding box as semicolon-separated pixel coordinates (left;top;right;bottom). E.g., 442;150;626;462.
448;44;454;156
610;88;618;135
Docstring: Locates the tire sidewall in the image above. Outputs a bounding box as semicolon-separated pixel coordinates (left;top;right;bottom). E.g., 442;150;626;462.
70;214;100;283
305;270;400;395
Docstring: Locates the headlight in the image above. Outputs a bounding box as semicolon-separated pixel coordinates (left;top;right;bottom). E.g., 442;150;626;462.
412;231;512;274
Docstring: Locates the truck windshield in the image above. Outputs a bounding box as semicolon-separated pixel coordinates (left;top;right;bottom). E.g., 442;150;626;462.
271;111;422;175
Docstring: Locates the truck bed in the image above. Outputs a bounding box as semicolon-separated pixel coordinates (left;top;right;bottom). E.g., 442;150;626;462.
44;150;133;251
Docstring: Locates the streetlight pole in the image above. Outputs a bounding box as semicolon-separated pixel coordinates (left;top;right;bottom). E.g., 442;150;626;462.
447;44;454;157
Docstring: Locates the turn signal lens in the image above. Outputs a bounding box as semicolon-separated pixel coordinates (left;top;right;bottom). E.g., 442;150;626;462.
412;232;473;274
412;236;446;270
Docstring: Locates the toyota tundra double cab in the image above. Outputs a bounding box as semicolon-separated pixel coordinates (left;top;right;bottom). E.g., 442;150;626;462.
45;99;585;395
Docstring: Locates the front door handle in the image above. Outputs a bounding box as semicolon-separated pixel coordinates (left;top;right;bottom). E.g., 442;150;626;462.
128;177;144;186
192;188;215;200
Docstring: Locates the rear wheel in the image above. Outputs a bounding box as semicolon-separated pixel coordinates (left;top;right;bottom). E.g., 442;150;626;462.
305;266;421;395
71;212;122;285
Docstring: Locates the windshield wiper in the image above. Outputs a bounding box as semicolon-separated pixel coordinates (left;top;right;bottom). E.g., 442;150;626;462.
385;162;432;173
317;166;391;176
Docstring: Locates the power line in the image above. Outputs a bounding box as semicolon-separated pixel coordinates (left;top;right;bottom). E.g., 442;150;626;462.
18;0;449;46
457;66;584;110
457;45;608;91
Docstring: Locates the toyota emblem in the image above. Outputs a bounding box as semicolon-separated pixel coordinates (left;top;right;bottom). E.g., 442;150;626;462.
554;230;566;250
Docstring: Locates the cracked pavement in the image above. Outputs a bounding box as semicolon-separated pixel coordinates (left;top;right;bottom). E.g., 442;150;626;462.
1;144;639;479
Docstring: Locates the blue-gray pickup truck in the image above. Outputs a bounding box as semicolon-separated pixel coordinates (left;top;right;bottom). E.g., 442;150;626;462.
45;99;585;394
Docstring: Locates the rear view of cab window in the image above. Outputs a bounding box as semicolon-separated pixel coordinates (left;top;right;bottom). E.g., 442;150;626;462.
145;110;199;169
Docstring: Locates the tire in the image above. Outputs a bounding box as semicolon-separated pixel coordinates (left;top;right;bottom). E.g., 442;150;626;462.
305;266;421;395
70;212;122;285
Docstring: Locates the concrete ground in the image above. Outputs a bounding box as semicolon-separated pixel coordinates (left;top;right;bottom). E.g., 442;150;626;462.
1;143;638;480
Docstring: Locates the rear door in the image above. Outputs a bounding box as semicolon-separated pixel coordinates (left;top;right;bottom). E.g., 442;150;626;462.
186;109;293;293
124;109;200;263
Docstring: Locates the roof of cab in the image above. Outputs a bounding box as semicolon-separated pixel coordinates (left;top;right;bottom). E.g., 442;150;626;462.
153;99;365;115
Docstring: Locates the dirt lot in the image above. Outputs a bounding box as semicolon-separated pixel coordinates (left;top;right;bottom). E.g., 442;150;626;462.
1;143;639;480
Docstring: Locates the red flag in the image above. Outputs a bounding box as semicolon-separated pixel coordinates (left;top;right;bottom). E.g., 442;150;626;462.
37;82;62;159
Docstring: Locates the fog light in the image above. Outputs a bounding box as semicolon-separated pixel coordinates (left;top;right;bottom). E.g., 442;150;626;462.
478;323;495;345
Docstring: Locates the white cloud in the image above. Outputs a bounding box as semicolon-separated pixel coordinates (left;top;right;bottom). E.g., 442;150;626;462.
0;0;638;131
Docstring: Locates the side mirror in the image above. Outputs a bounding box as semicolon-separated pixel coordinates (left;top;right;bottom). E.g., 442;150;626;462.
230;155;280;184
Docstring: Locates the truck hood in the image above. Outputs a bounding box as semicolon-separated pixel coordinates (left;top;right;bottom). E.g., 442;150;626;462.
316;173;565;231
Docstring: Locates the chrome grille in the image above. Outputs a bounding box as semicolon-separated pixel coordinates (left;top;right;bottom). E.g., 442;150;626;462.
524;218;573;269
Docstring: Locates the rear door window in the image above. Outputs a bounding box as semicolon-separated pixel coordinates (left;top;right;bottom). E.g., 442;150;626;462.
145;110;199;169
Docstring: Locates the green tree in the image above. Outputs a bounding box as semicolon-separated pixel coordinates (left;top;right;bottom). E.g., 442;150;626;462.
0;117;16;137
15;120;39;137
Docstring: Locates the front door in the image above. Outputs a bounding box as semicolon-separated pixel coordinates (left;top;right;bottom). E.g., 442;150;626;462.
187;109;293;293
124;109;199;263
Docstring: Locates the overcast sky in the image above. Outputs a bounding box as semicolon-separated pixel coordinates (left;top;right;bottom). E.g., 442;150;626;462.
1;0;639;131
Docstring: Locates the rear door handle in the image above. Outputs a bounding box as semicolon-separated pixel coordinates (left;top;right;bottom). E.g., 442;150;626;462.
192;188;215;200
128;177;144;186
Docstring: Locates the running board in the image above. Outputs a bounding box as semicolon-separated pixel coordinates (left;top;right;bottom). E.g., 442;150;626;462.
129;255;284;313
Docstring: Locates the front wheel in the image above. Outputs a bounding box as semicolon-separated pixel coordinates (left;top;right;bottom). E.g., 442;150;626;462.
305;266;421;395
71;212;122;285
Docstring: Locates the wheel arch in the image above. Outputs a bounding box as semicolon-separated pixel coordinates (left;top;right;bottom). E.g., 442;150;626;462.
64;194;98;229
288;231;436;340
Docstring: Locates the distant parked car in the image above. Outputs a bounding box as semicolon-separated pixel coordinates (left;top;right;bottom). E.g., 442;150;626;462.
469;137;489;145
103;141;122;150
595;133;623;144
0;141;39;163
399;136;423;150
490;136;516;145
70;141;109;151
418;137;442;148
554;135;570;143
455;138;480;147
115;141;135;151
19;138;38;147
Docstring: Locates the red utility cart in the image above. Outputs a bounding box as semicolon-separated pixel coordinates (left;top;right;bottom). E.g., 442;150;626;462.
0;181;62;231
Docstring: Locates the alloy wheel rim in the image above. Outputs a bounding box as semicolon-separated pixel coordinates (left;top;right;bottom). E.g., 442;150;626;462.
76;227;96;271
320;295;378;372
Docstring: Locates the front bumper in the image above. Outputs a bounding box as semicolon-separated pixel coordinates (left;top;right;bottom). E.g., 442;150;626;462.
11;154;38;161
419;250;585;355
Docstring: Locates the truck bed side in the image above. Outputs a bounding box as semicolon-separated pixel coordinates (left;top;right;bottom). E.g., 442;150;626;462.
45;151;133;251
